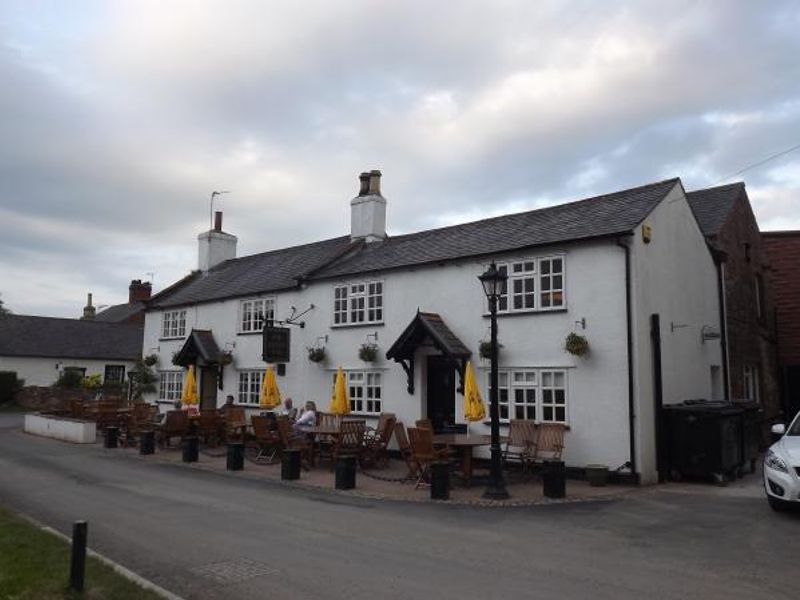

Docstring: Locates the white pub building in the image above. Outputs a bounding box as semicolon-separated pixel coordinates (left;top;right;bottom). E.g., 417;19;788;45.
143;171;724;484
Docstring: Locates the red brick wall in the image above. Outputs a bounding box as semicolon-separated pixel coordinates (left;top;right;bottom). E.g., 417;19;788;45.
763;232;800;365
713;194;780;419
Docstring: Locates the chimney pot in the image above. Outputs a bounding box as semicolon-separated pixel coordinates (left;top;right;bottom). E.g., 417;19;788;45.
214;211;223;232
82;292;96;320
368;170;382;195
358;172;370;196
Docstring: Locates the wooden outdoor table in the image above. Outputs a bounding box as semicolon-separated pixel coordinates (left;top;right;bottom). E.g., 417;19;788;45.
303;426;340;467
432;433;507;485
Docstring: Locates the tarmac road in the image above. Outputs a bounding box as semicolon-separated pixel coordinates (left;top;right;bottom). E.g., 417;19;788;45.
1;412;797;600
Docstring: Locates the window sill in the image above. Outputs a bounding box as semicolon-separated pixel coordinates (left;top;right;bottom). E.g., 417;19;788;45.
483;421;571;431
484;307;568;318
235;330;264;336
330;322;385;329
158;336;186;342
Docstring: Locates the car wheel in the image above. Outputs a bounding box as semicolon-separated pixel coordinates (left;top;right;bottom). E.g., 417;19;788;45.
767;495;787;512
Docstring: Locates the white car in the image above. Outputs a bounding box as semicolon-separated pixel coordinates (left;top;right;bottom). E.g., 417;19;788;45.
764;412;800;511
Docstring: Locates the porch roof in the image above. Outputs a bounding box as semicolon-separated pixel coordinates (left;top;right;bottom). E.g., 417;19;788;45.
173;329;222;366
386;312;471;362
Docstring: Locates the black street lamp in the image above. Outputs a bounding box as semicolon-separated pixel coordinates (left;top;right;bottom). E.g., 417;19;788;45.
478;261;510;500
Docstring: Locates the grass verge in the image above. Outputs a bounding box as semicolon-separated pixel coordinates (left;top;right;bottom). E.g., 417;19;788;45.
0;507;163;599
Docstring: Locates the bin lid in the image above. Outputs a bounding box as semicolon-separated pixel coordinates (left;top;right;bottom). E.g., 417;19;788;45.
664;400;744;415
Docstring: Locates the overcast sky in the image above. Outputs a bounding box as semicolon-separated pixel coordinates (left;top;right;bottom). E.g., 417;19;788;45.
1;1;799;317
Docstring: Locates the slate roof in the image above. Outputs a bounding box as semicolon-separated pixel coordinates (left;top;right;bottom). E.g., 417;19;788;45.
150;178;680;308
686;182;745;237
0;315;143;361
95;302;145;323
311;178;679;280
148;236;356;309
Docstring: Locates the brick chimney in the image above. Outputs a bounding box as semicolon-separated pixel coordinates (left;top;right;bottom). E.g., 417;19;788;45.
129;279;152;303
198;211;237;272
350;169;387;242
81;293;96;320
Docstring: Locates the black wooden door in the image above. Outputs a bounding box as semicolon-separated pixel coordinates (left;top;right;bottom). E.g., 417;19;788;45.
426;356;456;433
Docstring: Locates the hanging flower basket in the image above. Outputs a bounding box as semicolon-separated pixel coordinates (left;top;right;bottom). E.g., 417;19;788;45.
565;333;590;357
143;354;158;367
478;340;503;359
359;343;379;362
219;351;234;365
307;346;326;363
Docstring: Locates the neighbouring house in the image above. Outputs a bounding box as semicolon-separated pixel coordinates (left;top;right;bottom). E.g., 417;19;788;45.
0;314;143;388
763;230;800;419
143;171;725;484
686;183;780;425
93;279;152;325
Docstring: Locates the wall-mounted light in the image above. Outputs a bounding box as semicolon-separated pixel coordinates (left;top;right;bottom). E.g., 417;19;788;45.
701;325;721;343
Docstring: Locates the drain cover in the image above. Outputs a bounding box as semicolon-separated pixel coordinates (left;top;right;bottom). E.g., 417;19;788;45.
189;559;278;584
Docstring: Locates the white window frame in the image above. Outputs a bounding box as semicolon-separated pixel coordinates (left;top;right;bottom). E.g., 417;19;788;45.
491;368;568;424
333;280;384;326
239;297;275;333
161;309;187;339
334;370;383;415
238;370;264;406
158;371;183;402
493;256;565;314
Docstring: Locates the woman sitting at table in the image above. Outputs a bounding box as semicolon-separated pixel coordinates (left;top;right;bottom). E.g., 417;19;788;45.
292;401;316;433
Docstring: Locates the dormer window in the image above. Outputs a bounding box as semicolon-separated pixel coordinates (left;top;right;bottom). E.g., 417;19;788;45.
333;281;383;325
239;298;275;333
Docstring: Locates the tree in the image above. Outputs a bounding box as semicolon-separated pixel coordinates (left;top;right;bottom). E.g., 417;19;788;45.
129;359;158;400
0;295;9;316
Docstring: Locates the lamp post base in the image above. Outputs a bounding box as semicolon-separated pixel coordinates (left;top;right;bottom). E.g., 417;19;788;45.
482;484;510;500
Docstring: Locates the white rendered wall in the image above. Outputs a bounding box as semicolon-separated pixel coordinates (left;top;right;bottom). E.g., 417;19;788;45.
630;183;723;483
143;238;633;471
0;356;136;387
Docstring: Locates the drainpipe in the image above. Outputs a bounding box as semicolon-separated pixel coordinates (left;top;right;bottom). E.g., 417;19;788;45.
616;237;638;482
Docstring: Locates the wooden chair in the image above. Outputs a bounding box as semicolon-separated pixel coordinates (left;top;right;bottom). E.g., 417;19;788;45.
533;423;566;463
156;410;189;447
251;415;280;463
503;420;538;475
197;410;224;446
415;418;433;431
362;413;396;468
224;407;247;442
407;427;450;489
275;416;312;470
394;422;418;479
331;420;366;470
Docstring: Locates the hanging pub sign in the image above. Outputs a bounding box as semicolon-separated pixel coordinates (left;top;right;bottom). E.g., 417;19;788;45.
262;325;290;363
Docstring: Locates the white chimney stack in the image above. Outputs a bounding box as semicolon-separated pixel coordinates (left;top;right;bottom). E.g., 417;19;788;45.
350;169;387;243
198;211;237;271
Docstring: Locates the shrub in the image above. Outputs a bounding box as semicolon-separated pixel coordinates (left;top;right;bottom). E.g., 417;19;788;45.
55;370;84;389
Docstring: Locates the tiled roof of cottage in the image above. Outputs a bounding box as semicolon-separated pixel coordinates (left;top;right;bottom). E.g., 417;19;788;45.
0;314;143;360
150;178;680;308
95;301;145;323
686;182;745;237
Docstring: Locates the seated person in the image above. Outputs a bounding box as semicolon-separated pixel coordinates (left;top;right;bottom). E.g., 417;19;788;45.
292;401;317;433
282;397;298;422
